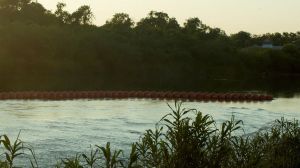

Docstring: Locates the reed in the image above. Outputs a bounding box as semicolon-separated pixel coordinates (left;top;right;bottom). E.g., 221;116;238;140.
0;132;38;168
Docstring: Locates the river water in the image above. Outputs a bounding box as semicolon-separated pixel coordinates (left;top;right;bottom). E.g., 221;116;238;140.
0;98;300;167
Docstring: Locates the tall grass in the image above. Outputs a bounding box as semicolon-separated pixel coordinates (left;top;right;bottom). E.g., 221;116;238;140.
1;102;300;167
0;132;38;168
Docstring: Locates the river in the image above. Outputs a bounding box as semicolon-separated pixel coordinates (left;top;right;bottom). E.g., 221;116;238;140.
0;97;300;167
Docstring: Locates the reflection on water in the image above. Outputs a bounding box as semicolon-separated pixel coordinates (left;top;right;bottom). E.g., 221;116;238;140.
0;98;300;167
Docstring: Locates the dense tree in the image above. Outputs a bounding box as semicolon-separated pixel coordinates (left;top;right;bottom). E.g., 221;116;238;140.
104;13;134;30
136;11;180;33
70;5;93;25
183;17;207;33
0;1;299;92
0;0;31;10
54;3;70;24
231;31;252;48
55;3;93;25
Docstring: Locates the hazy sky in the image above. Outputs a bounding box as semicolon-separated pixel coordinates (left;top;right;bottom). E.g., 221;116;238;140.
38;0;300;35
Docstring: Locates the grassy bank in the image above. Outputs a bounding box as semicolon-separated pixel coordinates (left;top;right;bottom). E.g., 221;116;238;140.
1;102;300;168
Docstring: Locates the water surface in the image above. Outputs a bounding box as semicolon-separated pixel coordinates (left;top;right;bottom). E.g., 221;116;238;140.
0;98;300;167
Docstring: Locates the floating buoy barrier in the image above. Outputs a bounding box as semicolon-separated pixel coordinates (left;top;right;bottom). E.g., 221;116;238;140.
0;91;273;102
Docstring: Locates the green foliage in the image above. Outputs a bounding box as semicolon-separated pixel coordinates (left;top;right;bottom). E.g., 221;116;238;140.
81;147;99;168
231;31;252;48
61;155;83;168
104;13;134;32
0;1;300;91
96;142;123;168
48;102;300;168
125;144;139;168
0;0;31;11
55;3;70;24
184;17;206;33
0;132;38;168
70;5;93;25
54;3;93;25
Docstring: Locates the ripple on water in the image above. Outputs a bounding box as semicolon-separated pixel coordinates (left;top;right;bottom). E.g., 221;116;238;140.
128;130;143;135
125;121;153;126
0;98;299;166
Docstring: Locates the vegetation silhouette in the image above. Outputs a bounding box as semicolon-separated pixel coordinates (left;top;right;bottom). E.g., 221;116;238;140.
0;0;300;93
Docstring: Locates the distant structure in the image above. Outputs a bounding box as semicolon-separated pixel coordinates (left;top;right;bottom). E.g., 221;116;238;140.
261;39;283;50
261;40;273;48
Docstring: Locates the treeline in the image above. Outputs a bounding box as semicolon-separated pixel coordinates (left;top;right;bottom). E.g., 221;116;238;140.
0;0;300;92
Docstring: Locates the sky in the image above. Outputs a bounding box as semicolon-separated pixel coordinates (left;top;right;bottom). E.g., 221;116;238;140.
38;0;300;35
